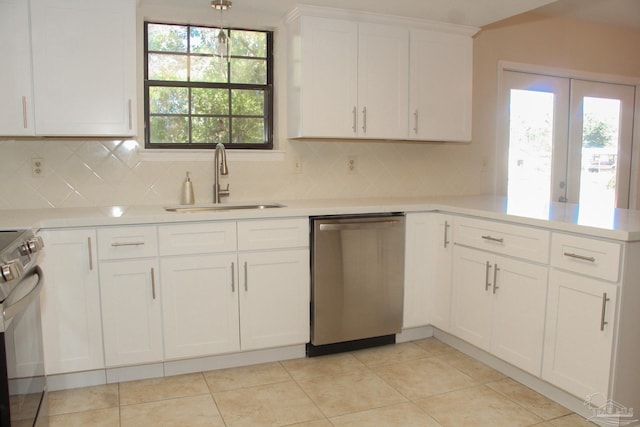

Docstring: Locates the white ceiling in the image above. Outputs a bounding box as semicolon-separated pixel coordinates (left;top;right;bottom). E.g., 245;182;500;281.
140;0;558;28
534;0;640;31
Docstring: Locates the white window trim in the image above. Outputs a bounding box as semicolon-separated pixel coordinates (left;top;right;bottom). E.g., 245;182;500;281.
138;148;286;162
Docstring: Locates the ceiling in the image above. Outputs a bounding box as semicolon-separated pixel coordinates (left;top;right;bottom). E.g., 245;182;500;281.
139;0;640;31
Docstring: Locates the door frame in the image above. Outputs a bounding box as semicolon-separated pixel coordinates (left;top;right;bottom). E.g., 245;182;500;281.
496;61;640;209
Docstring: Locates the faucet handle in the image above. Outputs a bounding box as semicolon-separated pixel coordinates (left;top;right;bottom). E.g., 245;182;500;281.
220;184;230;197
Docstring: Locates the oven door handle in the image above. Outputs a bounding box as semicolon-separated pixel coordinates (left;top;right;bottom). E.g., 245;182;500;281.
3;266;43;322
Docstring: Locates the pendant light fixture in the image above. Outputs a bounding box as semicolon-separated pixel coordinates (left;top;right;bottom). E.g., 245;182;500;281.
211;0;232;62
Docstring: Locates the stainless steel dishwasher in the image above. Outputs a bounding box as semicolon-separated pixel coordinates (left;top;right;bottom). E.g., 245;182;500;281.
308;214;405;356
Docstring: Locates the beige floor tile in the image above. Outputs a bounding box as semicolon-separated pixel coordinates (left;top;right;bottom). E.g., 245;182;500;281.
330;402;443;426
204;362;291;392
487;378;572;420
416;385;543;427
297;369;406;418
49;407;119;427
372;356;477;399
287;420;334;427
432;350;505;383
282;352;368;382
412;338;457;357
49;384;119;415
351;342;430;367
121;394;224;427
119;373;209;406
547;414;599;427
213;380;324;427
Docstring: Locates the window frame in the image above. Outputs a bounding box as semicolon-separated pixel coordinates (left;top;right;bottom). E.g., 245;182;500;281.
143;21;274;150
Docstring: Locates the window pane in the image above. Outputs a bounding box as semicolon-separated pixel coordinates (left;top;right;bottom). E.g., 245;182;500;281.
150;116;189;144
191;56;227;83
231;30;266;58
192;88;229;115
231;58;266;84
232;118;264;144
149;87;188;114
193;117;229;144
148;24;187;53
190;26;217;55
507;89;554;203
148;54;188;81
232;90;264;116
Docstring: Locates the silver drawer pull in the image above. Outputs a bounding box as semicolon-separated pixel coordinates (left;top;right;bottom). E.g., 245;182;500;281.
481;235;504;243
111;241;145;247
563;252;596;263
600;292;610;331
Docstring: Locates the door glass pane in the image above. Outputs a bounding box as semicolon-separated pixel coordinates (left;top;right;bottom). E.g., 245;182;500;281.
507;89;555;204
579;97;621;209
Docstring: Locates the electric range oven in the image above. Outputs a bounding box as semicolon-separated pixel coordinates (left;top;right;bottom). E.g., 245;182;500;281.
0;230;47;427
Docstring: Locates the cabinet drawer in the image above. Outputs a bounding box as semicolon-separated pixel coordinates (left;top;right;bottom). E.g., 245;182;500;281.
454;217;549;263
238;218;309;251
98;226;158;260
550;233;621;282
159;222;237;256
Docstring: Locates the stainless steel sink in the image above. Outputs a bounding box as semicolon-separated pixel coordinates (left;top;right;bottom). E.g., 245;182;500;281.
164;203;285;213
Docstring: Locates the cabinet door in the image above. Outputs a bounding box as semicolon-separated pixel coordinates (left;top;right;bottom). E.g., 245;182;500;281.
358;23;409;139
409;29;472;141
161;254;240;359
239;249;310;350
100;259;163;367
0;0;34;135
39;229;104;374
543;270;617;405
430;214;454;331
491;256;547;376
403;213;431;328
30;0;136;136
450;246;493;350
297;16;358;138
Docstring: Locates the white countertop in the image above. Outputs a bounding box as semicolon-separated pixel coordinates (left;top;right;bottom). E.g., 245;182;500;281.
3;195;640;242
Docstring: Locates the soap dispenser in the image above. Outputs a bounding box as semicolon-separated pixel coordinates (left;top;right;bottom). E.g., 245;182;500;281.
181;171;195;205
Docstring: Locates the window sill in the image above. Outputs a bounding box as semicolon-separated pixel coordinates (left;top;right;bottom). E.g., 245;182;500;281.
138;148;286;162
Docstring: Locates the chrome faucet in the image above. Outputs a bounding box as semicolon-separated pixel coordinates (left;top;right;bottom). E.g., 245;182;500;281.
213;142;229;203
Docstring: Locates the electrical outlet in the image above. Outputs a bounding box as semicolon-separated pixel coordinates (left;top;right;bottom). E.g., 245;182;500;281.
293;156;302;174
32;158;44;177
347;156;358;175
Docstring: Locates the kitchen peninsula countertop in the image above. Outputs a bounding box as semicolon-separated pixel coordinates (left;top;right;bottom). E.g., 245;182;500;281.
2;195;640;242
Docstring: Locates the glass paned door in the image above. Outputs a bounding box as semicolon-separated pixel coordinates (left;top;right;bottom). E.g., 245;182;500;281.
501;71;635;209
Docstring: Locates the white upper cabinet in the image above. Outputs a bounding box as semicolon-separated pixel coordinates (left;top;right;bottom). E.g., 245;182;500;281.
409;29;473;142
0;0;35;135
30;0;136;136
287;6;477;142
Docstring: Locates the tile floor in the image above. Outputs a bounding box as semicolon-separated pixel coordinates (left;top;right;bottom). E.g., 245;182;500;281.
48;338;597;427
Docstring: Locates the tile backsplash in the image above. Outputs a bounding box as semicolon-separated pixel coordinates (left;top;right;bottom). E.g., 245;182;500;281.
0;138;489;210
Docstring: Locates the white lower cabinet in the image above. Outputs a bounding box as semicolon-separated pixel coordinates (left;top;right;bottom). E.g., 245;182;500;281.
39;229;104;374
161;253;239;359
542;270;617;405
100;259;163;367
239;249;310;350
451;245;548;375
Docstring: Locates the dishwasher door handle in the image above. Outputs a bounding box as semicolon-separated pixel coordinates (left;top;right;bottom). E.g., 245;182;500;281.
319;220;402;231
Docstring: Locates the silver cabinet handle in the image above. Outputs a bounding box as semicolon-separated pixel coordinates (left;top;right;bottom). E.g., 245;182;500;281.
151;267;156;299
482;235;504;243
319;220;401;231
362;106;367;133
128;99;133;130
231;261;235;292
443;221;450;249
563;252;596;263
111;241;145;247
413;109;419;134
600;292;610;331
492;264;500;294
485;261;491;291
22;96;28;129
87;237;93;271
244;262;248;292
352;106;357;133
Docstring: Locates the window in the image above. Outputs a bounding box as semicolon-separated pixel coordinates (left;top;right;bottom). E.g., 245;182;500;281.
144;22;273;149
